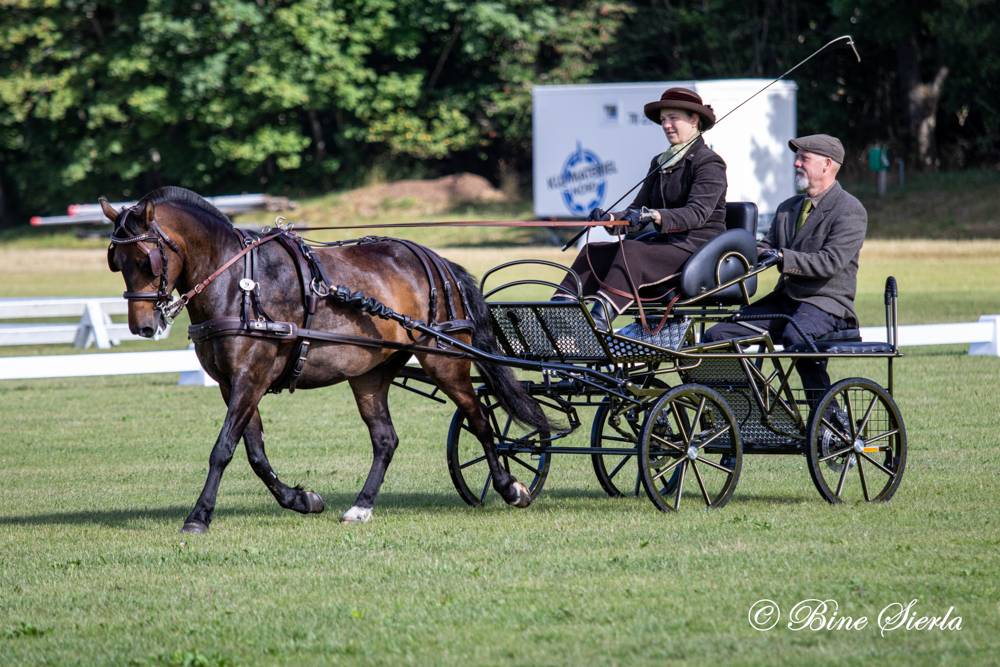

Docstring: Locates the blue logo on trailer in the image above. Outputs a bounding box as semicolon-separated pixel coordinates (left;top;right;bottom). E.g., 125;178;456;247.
557;143;610;215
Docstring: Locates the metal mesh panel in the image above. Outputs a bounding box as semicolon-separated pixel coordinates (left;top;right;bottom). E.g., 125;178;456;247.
682;357;804;449
615;319;691;350
488;303;607;360
487;303;692;364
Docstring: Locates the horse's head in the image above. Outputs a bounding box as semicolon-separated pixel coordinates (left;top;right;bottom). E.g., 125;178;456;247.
102;197;184;337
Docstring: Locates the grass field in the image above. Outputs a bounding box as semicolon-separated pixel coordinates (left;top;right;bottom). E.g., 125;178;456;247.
2;238;999;665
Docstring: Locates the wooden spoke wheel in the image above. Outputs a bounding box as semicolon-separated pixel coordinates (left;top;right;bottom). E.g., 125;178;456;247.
806;378;907;504
446;391;554;507
639;384;742;512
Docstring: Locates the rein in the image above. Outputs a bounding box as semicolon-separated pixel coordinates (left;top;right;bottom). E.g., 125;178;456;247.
160;229;284;321
272;219;614;231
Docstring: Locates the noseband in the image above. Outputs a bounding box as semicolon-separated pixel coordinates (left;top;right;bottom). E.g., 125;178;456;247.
108;208;182;320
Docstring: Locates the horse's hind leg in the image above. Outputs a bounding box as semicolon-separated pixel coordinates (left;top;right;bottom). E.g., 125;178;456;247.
422;356;532;508
243;408;325;515
181;379;268;533
341;354;410;524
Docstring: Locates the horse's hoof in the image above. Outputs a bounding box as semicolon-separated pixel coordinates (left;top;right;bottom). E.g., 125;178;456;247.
509;481;532;508
181;521;208;534
340;506;373;524
304;491;325;514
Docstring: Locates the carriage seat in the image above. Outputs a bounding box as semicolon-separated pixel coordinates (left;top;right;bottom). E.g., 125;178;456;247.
677;202;759;304
786;328;895;354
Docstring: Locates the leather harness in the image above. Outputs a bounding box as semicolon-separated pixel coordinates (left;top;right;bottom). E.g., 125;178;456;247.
182;231;475;393
112;214;476;394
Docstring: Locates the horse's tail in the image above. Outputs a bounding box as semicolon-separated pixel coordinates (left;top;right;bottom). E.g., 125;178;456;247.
449;262;550;434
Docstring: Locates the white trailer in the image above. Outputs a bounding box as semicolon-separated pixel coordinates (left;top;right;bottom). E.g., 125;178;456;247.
532;79;797;239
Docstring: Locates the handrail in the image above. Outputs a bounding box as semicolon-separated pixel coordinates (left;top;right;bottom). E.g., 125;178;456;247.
480;259;580;299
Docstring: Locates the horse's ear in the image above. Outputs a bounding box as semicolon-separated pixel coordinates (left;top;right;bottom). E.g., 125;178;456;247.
143;199;156;227
99;197;118;223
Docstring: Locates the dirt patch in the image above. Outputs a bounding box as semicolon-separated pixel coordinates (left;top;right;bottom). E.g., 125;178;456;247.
338;173;507;217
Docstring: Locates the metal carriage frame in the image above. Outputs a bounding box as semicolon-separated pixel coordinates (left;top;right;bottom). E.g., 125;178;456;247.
400;250;907;513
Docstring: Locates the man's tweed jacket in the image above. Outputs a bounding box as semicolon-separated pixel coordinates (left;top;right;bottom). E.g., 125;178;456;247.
759;182;868;325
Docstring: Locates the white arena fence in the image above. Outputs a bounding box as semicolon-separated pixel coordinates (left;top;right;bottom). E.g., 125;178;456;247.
0;297;170;348
0;315;996;386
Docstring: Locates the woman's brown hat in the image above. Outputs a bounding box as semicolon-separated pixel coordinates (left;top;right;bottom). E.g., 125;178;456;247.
643;87;716;129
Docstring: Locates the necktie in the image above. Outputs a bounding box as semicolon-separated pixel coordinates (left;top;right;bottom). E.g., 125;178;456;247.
796;199;814;232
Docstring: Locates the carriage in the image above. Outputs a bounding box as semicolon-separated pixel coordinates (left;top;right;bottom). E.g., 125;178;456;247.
399;201;907;511
105;189;905;529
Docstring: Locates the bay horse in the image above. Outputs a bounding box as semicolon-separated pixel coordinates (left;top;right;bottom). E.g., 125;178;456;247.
102;187;547;532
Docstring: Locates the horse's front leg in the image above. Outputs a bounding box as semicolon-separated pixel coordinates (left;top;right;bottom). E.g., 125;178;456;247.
243;408;325;515
181;380;268;533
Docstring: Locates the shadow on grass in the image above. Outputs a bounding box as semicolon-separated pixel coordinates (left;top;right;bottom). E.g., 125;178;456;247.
0;491;470;527
0;487;819;527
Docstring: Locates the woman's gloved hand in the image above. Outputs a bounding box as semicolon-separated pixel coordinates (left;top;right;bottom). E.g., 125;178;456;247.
621;207;657;232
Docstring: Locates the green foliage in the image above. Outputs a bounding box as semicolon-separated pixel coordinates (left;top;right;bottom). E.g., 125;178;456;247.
0;0;624;222
0;1;996;226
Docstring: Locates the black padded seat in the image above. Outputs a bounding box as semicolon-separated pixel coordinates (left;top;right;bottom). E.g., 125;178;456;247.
677;202;759;303
721;201;757;234
632;202;760;304
786;328;894;354
805;341;896;354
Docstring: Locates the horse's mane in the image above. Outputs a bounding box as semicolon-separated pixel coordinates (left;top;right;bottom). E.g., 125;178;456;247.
137;186;233;230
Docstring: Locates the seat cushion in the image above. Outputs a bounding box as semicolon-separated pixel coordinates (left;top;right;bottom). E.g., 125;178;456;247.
806;341;895;354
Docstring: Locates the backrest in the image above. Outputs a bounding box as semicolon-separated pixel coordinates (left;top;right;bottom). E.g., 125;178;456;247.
678;229;757;301
725;201;758;235
678;201;759;303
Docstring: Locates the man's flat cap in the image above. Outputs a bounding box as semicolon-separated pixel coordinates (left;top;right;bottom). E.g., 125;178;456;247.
789;134;845;164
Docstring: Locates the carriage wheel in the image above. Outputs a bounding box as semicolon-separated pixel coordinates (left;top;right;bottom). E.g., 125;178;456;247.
591;375;675;497
446;393;552;507
590;398;643;497
638;384;742;512
806;378;907;504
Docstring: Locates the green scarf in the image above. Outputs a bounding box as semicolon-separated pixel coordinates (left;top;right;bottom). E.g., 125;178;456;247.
656;132;701;171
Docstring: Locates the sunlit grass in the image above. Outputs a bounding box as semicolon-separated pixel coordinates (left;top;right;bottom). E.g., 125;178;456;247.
2;201;999;663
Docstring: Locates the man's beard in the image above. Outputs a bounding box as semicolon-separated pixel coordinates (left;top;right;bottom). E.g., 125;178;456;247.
794;171;809;191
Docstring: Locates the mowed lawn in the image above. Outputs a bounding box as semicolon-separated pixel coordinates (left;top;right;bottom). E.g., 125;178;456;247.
1;241;999;665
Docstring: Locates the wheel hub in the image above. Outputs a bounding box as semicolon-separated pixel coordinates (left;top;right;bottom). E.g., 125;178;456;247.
686;445;699;461
853;437;865;454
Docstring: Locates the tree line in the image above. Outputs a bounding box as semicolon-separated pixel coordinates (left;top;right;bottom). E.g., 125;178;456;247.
1;0;996;225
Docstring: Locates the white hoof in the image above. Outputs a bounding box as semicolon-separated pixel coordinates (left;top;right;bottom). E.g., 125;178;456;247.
511;481;532;508
340;506;373;524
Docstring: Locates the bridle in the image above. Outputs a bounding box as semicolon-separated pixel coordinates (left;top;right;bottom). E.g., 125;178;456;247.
107;206;182;322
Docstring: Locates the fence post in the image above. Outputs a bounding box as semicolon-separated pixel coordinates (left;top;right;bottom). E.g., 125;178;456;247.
74;301;113;349
969;315;1000;356
177;344;218;386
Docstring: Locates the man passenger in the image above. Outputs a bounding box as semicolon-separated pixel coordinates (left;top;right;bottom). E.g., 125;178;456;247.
702;134;867;409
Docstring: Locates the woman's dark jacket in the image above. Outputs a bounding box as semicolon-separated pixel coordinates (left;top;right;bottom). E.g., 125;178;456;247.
613;135;727;253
